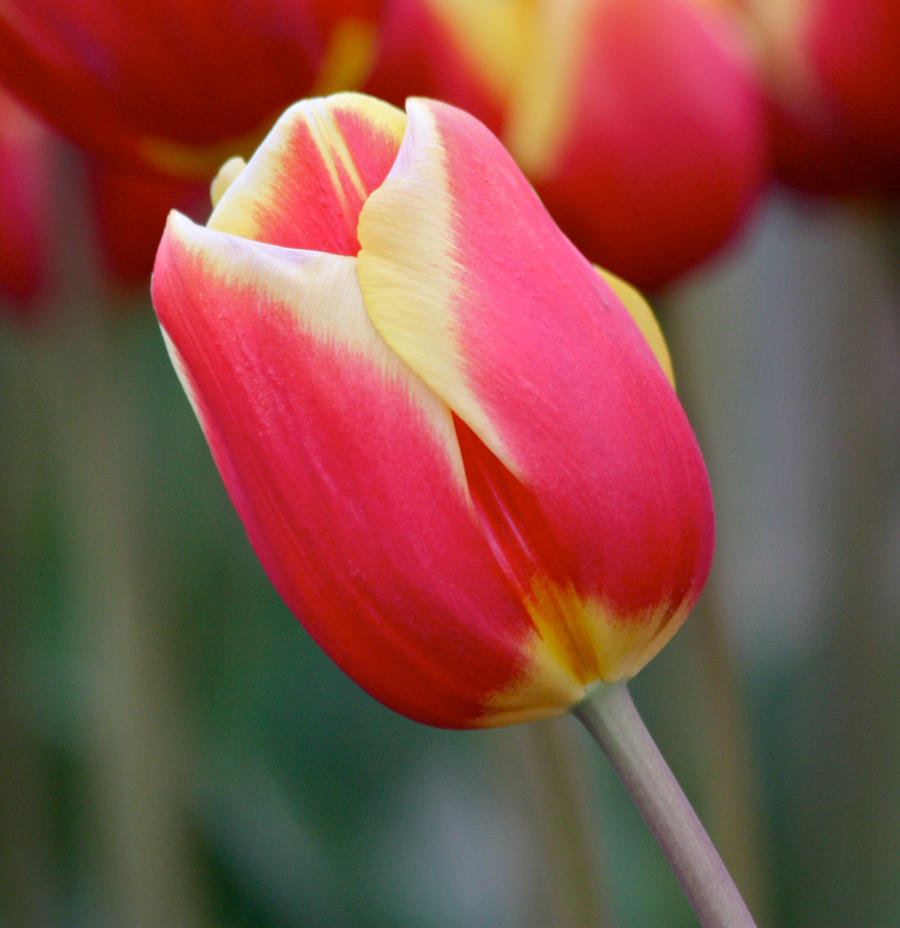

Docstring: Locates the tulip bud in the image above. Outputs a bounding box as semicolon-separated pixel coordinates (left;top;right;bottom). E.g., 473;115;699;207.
502;0;766;289
0;1;379;177
151;93;714;728
747;0;900;194
363;0;529;135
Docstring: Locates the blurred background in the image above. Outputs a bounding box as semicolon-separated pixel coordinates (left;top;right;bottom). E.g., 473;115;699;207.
1;1;898;926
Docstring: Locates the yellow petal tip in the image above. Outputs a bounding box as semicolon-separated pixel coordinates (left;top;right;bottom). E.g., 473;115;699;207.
210;156;248;209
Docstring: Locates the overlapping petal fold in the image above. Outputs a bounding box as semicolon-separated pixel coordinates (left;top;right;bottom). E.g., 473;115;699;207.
358;98;714;680
209;92;406;255
152;211;585;727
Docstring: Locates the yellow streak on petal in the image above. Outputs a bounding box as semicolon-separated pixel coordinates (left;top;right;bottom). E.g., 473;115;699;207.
527;578;689;683
210;156;247;208
426;0;537;105
476;626;584;728
502;0;595;176
475;577;691;727
357;98;512;467
208;93;406;240
298;98;370;207
595;266;675;388
160;210;468;490
311;18;378;96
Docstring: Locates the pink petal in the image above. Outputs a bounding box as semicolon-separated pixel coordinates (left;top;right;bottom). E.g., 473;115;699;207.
209;93;406;256
358;98;714;679
152;211;585;726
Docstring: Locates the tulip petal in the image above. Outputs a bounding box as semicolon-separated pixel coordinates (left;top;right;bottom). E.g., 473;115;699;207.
209;92;406;255
362;0;527;134
358;98;714;680
152;211;585;726
595;266;675;388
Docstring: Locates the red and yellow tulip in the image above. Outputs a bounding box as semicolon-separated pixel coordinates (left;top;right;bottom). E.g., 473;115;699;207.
151;93;714;728
746;0;900;195
363;0;766;289
503;0;766;289
0;0;378;179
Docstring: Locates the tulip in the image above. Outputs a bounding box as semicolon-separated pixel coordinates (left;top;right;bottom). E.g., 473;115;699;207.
0;90;52;310
0;0;378;178
0;1;381;286
503;0;766;290
745;0;900;195
363;0;528;135
151;92;714;729
360;0;766;289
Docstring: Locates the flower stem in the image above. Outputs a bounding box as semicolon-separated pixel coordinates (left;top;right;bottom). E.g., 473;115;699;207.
574;682;757;928
508;719;612;926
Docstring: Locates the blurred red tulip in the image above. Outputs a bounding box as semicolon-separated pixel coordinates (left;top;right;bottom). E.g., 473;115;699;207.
363;0;526;134
87;160;208;284
152;93;714;728
747;0;900;195
503;0;766;290
0;90;52;312
0;1;381;288
361;0;766;289
0;0;379;178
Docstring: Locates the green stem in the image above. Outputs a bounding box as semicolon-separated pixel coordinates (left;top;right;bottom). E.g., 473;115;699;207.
508;719;612;926
32;148;206;925
574;682;756;928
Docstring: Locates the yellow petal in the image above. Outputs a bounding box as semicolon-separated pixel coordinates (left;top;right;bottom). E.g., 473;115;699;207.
595;266;675;388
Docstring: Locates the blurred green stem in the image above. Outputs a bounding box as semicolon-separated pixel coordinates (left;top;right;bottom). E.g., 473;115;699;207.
40;299;205;927
690;582;771;918
34;143;207;924
0;331;54;927
509;719;612;927
661;290;772;920
575;683;757;928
